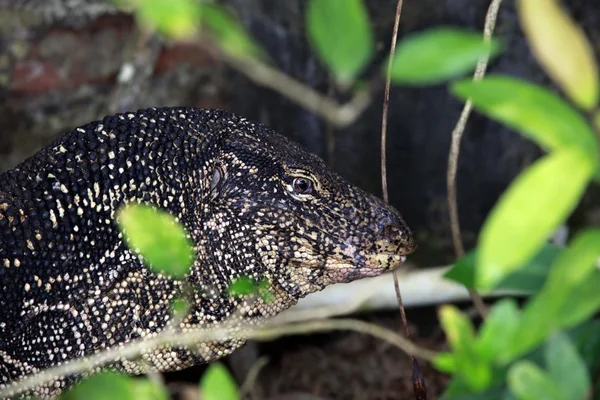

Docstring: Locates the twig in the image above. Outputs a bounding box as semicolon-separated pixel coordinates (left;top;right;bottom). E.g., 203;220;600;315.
0;318;436;398
446;0;503;320
239;356;269;398
380;1;427;399
195;39;376;128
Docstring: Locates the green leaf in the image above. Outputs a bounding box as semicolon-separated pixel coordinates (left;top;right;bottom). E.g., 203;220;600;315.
200;362;240;400
116;0;201;39
545;332;590;400
452;76;599;159
440;378;512;400
389;28;500;85
476;150;594;289
117;204;195;279
568;320;600;374
257;279;274;302
434;352;459;373
439;305;476;352
132;380;169;400
306;0;374;85
559;272;600;328
508;361;565;400
544;229;600;293
201;4;265;60
444;244;561;292
476;299;520;363
60;372;135;400
439;306;492;390
503;230;600;360
518;0;598;110
171;297;190;316
228;276;273;302
228;276;256;296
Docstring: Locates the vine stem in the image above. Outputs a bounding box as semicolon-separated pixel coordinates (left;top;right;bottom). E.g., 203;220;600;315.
446;0;504;320
380;1;427;399
0;318;437;398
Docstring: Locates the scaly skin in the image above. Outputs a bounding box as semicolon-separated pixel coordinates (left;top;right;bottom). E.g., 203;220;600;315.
0;107;416;398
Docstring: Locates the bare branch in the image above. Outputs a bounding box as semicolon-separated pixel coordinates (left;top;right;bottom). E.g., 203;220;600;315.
446;0;504;320
0;317;436;398
196;40;375;128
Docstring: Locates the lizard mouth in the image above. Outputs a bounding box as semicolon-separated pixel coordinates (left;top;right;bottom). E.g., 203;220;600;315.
324;250;409;283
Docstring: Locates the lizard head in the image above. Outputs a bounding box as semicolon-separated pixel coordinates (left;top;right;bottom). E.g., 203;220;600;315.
195;115;416;303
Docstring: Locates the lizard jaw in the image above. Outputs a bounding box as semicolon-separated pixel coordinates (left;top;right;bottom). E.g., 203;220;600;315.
323;251;408;283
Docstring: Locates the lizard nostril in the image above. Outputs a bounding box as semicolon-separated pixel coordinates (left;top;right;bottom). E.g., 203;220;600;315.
382;223;401;240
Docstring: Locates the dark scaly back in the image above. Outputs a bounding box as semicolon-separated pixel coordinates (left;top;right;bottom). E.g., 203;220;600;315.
0;107;416;397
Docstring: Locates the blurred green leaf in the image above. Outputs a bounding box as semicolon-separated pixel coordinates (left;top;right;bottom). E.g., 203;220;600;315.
503;230;600;360
508;361;564;400
132;380;169;400
434;352;459;373
228;276;256;296
440;305;476;352
440;379;512;400
518;0;598;110
257;279;274;302
389;28;500;85
60;372;135;400
544;229;600;292
118;204;195;279
476;150;594;289
439;305;492;390
172;297;190;316
545;332;590;400
476;299;520;363
306;0;374;85
201;4;265;60
200;363;240;400
228;277;274;302
116;0;201;39
452;76;599;159
569;320;600;374
444;244;561;292
560;272;600;328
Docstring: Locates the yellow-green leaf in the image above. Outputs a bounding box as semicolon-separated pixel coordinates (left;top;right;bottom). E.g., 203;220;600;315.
477;149;594;289
518;0;598;110
438;305;492;390
306;0;374;85
116;0;201;39
452;76;599;159
389;28;500;85
117;204;195;279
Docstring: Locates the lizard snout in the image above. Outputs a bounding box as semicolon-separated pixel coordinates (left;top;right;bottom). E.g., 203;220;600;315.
375;219;418;256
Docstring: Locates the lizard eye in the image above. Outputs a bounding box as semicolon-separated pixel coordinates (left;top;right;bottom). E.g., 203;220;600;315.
292;177;313;194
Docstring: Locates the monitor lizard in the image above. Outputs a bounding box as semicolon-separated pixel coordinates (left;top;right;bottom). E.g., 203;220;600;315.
0;107;416;398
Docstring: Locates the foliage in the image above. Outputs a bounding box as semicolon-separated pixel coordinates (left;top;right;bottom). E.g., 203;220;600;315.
200;362;241;400
440;0;600;397
117;203;195;279
52;0;600;399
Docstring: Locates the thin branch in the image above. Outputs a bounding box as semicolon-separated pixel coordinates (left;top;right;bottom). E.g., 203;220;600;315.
446;0;503;320
0;318;436;398
195;40;375;129
239;356;269;397
380;1;427;399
